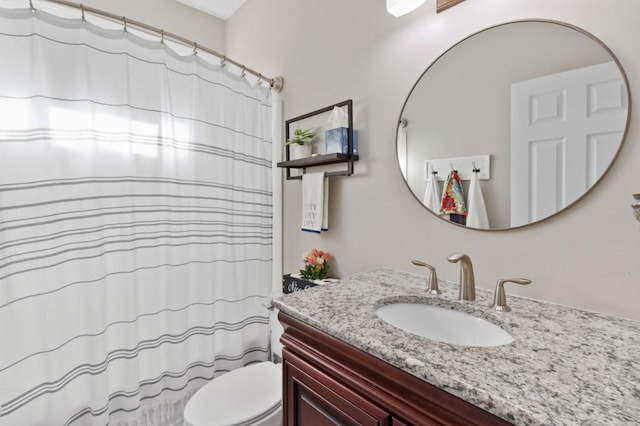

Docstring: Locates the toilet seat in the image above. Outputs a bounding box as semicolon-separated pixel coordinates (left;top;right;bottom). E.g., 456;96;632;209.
184;361;282;426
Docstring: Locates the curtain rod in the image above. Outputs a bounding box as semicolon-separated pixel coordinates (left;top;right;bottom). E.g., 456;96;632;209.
32;0;284;92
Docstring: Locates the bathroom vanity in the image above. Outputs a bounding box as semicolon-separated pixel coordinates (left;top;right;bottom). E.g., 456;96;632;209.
273;269;640;425
279;311;510;425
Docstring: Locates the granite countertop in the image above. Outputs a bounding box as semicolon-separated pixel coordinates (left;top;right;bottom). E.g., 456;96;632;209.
272;268;640;426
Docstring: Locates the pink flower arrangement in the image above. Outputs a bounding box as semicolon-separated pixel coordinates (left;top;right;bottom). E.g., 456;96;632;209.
300;249;331;280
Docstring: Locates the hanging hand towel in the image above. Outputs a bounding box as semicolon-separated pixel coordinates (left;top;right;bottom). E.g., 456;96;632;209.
467;171;490;229
322;174;329;231
302;172;329;233
423;172;441;212
440;170;467;224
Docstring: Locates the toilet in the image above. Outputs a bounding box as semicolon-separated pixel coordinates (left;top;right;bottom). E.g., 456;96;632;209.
183;304;285;426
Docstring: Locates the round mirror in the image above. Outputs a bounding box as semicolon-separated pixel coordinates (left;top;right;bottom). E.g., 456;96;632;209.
397;20;630;230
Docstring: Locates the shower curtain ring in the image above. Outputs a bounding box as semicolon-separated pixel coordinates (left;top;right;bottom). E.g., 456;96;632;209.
220;56;227;67
29;0;35;13
193;42;198;56
160;29;164;44
241;66;246;77
123;16;128;34
80;4;86;23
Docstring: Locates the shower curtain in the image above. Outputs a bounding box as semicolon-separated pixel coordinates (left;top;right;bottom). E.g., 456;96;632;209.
0;6;273;426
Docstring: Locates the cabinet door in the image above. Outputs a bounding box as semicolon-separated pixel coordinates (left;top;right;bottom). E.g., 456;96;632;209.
284;351;391;426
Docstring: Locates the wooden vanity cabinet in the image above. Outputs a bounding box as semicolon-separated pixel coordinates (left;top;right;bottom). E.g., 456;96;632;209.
279;312;513;426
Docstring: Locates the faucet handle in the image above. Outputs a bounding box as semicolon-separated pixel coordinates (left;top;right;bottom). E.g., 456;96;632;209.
411;260;441;295
491;278;531;312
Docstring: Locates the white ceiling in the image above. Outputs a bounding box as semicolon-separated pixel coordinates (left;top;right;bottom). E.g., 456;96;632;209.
175;0;248;20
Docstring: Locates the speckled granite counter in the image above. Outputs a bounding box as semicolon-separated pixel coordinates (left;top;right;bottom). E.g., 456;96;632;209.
272;268;640;426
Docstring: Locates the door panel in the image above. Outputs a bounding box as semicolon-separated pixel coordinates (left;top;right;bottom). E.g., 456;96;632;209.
510;61;627;226
284;352;391;426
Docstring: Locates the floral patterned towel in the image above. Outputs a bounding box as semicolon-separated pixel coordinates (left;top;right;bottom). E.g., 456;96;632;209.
439;170;468;216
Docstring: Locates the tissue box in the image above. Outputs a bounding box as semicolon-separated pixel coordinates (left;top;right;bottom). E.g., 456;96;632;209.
324;127;358;155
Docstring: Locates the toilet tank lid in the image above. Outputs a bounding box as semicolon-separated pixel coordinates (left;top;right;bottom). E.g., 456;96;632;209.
184;361;281;426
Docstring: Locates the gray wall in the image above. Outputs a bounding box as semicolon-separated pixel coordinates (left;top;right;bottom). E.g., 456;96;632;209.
228;0;640;320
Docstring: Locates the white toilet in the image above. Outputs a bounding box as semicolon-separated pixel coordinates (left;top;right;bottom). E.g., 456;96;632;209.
183;305;284;426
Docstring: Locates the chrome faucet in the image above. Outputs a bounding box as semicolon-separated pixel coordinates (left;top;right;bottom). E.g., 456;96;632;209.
447;253;475;301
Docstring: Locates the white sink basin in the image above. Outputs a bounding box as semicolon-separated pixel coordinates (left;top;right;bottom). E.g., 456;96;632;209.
375;303;513;347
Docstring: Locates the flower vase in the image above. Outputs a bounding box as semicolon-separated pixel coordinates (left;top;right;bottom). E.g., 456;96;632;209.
290;143;312;160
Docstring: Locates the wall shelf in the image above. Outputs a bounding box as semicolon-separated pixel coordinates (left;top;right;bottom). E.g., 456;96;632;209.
278;99;358;180
278;152;359;169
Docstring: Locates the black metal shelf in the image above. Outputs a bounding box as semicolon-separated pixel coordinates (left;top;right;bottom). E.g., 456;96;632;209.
277;153;359;180
278;99;357;180
277;153;359;169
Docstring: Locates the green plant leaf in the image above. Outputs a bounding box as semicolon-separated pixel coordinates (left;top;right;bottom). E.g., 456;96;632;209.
285;127;318;145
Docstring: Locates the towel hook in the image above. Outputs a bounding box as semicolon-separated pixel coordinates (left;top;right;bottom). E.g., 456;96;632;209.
430;165;438;175
472;161;480;173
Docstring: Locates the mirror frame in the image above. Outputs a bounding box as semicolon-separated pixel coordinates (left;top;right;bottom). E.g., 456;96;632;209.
396;19;632;231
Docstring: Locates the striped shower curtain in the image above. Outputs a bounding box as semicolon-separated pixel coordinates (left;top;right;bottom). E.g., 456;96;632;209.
0;6;273;426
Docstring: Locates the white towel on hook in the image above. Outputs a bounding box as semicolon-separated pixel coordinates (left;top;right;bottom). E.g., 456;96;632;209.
467;171;490;229
423;172;440;212
301;172;329;233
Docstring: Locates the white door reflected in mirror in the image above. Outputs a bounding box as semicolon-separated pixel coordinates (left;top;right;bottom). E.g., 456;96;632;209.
510;61;627;227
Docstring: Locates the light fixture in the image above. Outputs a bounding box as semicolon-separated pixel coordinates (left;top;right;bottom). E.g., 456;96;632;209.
386;0;427;17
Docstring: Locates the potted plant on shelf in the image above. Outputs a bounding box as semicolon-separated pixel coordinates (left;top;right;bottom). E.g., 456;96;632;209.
286;127;317;160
